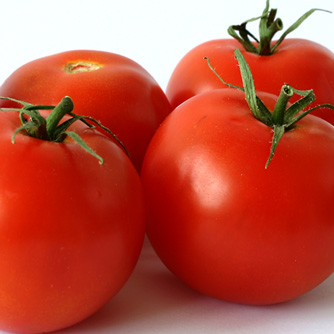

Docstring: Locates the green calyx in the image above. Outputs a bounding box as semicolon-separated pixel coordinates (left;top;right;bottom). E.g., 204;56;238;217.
228;0;331;55
204;49;334;168
0;96;129;164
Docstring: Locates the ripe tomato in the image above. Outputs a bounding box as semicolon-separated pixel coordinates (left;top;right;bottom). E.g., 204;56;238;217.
0;100;146;333
166;5;334;125
0;50;171;171
141;88;334;305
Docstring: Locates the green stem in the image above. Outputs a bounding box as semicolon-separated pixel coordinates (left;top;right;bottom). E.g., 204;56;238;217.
204;49;334;168
46;96;74;140
228;1;331;55
271;85;293;125
258;18;283;55
257;5;283;55
0;96;130;164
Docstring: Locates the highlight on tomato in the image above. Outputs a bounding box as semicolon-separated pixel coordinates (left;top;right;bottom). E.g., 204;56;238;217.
0;49;172;172
166;0;334;125
0;96;146;334
141;49;334;305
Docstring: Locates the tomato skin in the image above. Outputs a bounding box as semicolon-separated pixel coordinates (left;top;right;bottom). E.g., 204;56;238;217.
0;113;146;333
0;50;171;172
141;89;334;305
166;39;334;125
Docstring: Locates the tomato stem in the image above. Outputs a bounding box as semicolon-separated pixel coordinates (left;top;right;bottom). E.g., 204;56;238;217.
0;96;130;164
204;49;334;168
45;96;74;140
228;0;331;55
271;85;293;126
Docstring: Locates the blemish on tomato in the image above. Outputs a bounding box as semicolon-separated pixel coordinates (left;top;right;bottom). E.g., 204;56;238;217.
64;61;102;73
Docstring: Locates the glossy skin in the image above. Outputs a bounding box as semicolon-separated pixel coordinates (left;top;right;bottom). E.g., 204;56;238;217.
0;50;171;171
166;39;334;125
0;112;146;333
141;89;334;305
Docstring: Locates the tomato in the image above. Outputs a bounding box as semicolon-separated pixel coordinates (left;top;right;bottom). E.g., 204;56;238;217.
0;99;146;333
0;50;171;172
141;87;334;305
166;4;334;125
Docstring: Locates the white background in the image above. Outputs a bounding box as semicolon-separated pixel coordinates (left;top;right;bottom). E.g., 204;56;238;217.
0;1;333;333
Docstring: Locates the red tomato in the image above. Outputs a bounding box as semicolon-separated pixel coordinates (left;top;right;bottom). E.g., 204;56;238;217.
0;105;146;333
167;38;334;124
166;4;334;125
141;88;334;305
0;50;171;171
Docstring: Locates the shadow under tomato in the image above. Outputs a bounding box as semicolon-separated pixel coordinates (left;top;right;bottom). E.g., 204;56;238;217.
55;237;203;333
55;238;334;334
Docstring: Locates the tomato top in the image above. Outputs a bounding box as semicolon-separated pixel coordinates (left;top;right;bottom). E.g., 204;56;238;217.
166;38;334;123
227;1;330;56
166;2;334;125
0;50;172;171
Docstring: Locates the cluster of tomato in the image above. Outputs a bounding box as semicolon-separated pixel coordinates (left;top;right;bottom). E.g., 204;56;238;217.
0;2;333;333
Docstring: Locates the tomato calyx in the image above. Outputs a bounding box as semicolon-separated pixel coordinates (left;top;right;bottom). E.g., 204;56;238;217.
0;96;129;164
228;0;331;55
204;49;334;168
